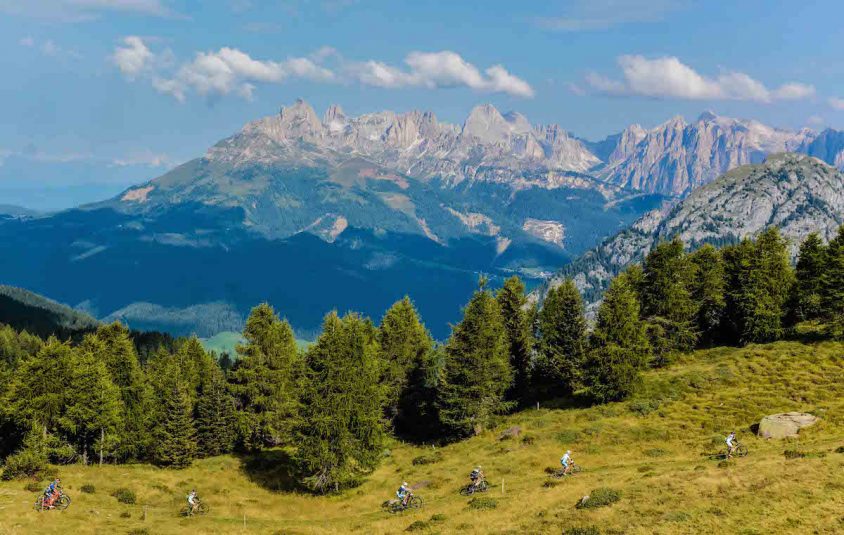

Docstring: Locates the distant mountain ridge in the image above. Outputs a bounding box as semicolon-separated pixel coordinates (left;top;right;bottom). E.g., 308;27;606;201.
538;153;844;307
0;285;98;338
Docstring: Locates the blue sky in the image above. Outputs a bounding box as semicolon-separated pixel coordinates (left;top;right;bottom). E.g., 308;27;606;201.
2;0;844;210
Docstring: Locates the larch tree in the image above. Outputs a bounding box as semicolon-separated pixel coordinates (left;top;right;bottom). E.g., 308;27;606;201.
438;282;513;438
535;279;586;400
295;312;385;492
495;276;534;405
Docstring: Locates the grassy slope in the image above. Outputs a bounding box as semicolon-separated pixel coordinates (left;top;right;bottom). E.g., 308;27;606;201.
1;340;843;534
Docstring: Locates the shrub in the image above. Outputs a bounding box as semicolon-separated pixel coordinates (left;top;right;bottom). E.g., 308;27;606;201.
80;484;96;494
2;448;47;480
111;488;137;504
120;511;131;519
783;450;806;459
836;446;844;454
665;511;690;522
717;459;733;469
468;497;497;510
521;434;536;445
564;527;601;535
411;451;443;465
577;488;621;509
127;529;149;535
24;481;42;492
644;448;667;457
556;430;580;443
430;513;447;522
629;399;660;416
406;520;428;532
637;465;654;473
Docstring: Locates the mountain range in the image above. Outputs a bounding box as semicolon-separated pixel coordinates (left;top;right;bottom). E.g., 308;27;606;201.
1;100;842;338
538;153;844;309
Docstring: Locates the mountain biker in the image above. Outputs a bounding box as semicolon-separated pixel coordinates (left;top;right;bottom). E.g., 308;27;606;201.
726;431;737;459
561;450;573;475
186;489;198;515
469;466;485;488
43;478;61;508
396;482;411;506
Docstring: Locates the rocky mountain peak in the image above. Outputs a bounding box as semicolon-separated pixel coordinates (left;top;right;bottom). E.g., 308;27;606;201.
697;110;719;123
278;98;323;140
323;104;347;133
461;103;512;144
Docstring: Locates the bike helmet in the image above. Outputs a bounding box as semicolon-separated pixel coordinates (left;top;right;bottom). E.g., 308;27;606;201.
403;482;408;486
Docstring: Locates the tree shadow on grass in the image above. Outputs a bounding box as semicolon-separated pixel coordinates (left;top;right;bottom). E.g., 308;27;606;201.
237;449;301;493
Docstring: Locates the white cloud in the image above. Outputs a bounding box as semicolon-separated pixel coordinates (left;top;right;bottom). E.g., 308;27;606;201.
113;40;534;100
347;51;534;97
19;36;35;47
0;0;179;20
585;55;814;103
112;36;153;79
18;36;81;59
536;0;682;32
829;97;844;111
111;150;173;167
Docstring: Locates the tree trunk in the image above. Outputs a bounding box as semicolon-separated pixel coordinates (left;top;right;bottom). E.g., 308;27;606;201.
82;442;88;466
99;428;104;467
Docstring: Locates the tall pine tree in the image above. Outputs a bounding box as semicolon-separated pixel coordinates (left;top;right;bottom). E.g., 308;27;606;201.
821;226;844;336
153;384;196;468
229;303;301;450
535;279;586;400
438;282;513;437
791;232;826;322
689;244;726;345
195;370;236;457
295;312;385;492
585;273;650;403
495;276;534;405
377;297;433;424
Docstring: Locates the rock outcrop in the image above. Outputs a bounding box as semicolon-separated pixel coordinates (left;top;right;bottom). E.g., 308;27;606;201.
757;412;818;439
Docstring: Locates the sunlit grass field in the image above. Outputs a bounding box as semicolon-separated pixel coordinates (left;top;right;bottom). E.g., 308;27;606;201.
1;340;842;534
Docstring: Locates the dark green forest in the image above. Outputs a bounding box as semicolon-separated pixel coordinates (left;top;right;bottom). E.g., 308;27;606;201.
1;226;842;492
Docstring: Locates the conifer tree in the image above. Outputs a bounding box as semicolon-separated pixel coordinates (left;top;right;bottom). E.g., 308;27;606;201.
5;338;74;432
62;347;122;464
584;273;650;403
175;336;217;403
495;276;534;404
438;282;512;437
295;312;385;492
395;344;444;441
153;384;196;468
81;323;153;461
689;244;726;345
195;370;236;457
640;238;698;354
793;232;826;322
229;303;301;450
821;226;844;335
377;297;433;423
535;279;586;399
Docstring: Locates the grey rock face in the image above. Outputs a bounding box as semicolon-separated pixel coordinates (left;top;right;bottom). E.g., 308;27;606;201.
538;154;844;307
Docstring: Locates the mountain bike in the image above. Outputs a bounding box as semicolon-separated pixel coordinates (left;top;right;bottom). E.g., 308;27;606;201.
383;493;423;513
551;462;582;478
724;442;748;459
460;479;489;495
35;491;71;511
181;499;209;516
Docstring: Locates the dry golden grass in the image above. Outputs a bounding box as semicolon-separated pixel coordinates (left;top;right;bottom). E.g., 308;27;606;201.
1;340;842;534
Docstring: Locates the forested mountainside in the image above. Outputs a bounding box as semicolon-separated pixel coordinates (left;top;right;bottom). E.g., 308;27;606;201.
539;154;844;305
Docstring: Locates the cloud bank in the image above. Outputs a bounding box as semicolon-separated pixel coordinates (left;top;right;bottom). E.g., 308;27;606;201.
585;55;814;103
111;37;535;101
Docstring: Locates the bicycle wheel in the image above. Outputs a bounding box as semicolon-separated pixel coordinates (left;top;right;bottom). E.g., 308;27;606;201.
478;480;489;492
459;485;474;496
736;445;748;457
56;495;71;511
197;502;209;515
571;464;583;474
34;496;45;512
408;495;423;509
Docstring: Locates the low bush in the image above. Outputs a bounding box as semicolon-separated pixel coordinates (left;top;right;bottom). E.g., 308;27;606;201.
120;511;131;518
629;399;660;416
556;430;580;443
411;451;443;465
468;497;497;510
564;527;601;535
111;487;137;504
406;520;428;531
127;529;149;535
80;484;96;494
521;434;536;445
429;513;447;522
644;448;667;457
577;488;621;509
783;450;806;459
835;446;844;454
24;481;42;492
1;448;47;480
